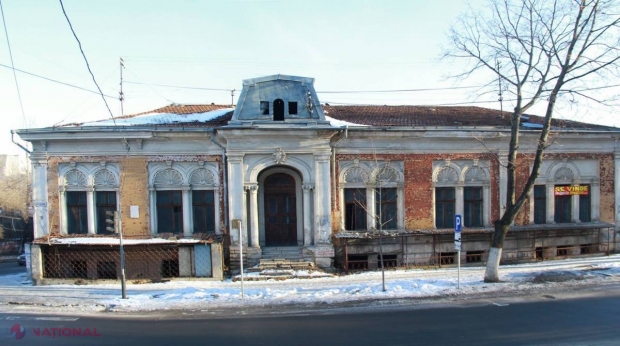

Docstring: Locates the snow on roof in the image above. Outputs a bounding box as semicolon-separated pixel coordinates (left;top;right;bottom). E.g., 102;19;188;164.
37;237;203;246
76;108;235;127
325;115;368;127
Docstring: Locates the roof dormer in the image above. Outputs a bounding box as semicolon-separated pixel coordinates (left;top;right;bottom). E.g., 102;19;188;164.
228;74;330;126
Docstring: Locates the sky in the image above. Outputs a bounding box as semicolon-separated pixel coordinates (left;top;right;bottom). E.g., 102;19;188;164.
1;0;619;155
0;255;618;314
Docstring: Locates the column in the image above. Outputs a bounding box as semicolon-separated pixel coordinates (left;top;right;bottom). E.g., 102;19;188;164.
303;183;314;246
397;184;404;229
58;186;67;235
314;153;332;245
483;185;491;227
149;187;157;235
546;183;555;223
86;186;96;235
247;185;259;247
455;186;464;220
591;182;600;221
227;154;246;245
571;191;580;223
366;184;375;230
182;185;192;238
32;159;49;239
498;151;509;215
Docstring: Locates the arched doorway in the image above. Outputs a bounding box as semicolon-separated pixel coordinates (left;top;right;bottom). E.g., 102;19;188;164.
263;172;297;246
273;99;284;121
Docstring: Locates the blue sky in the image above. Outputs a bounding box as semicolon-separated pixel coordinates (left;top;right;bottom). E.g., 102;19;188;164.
1;0;618;155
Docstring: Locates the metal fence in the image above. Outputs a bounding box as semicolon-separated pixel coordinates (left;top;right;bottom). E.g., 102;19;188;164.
40;243;215;281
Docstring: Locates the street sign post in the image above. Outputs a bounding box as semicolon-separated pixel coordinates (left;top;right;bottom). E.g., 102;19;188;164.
455;214;462;289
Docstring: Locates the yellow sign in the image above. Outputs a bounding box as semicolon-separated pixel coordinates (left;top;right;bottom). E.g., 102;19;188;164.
554;185;589;196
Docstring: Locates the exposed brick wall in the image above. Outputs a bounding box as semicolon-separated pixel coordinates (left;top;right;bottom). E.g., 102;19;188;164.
45;155;224;237
334;153;500;231
119;157;149;237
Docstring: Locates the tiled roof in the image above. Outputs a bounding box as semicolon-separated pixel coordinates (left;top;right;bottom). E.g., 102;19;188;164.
88;103;614;130
322;105;613;130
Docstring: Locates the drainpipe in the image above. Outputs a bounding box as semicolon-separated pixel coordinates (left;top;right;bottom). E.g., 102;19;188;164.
11;130;32;154
210;131;228;229
331;126;348;210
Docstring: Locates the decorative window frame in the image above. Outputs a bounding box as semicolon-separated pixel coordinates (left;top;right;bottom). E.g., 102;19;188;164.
58;162;120;235
338;160;405;231
148;161;220;236
432;159;491;228
529;159;600;224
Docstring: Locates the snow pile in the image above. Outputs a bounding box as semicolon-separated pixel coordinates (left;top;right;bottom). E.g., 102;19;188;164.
0;256;618;314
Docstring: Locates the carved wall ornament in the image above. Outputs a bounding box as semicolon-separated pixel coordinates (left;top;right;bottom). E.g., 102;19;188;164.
65;169;87;186
376;166;398;182
465;166;487;182
345;167;369;183
94;169;118;186
273;147;287;164
437;166;458;183
154;168;183;186
189;168;216;186
554;166;574;181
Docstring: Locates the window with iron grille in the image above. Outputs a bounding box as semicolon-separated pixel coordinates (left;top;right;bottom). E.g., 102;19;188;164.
375;188;397;229
157;191;183;234
97;261;117;279
161;259;180;278
67;191;88;234
554;186;572;223
579;184;591;222
192;190;215;233
96;191;117;234
345;188;367;230
435;187;455;228
464;187;483;227
534;185;546;224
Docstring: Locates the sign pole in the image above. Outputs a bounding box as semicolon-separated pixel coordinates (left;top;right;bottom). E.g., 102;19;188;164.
455;214;462;289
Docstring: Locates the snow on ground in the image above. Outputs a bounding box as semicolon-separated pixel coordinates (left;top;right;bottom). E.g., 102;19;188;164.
0;255;619;314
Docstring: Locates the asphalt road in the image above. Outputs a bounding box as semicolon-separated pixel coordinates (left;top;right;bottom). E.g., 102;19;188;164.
1;293;619;346
0;259;25;276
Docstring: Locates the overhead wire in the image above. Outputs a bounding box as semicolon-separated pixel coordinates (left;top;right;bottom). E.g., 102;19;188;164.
59;0;129;150
0;0;27;127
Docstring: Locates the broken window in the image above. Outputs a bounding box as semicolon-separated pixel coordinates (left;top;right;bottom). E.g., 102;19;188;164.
156;190;183;234
435;187;455;228
96;191;116;234
288;101;298;114
192;190;215;233
464;187;483;227
67;191;88;235
345;188;367;230
534;185;546;224
375;188;397;229
260;101;269;115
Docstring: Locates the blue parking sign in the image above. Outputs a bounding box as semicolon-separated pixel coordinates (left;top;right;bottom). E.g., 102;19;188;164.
455;215;462;233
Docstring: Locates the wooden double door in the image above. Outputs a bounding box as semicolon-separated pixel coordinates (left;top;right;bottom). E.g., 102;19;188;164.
263;173;298;246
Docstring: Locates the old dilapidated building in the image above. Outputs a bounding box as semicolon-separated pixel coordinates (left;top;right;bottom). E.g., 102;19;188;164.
15;74;619;283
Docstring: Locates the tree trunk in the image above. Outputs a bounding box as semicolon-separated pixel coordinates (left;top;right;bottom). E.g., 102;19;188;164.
484;220;510;282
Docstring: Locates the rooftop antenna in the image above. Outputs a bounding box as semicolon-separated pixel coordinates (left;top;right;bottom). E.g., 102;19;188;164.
231;89;235;106
120;57;125;117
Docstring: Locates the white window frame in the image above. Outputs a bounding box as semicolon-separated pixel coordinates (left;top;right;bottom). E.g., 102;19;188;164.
432;160;491;228
338;160;404;231
148;161;220;237
58;162;120;235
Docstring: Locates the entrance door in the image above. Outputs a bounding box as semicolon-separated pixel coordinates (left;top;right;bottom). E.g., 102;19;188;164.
264;173;297;246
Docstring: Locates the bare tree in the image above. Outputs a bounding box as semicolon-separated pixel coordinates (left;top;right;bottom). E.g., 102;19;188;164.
444;0;620;282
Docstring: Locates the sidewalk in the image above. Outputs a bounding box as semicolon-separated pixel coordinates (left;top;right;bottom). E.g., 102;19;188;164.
0;255;619;315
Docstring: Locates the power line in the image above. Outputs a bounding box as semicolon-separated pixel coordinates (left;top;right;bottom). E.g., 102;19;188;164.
59;0;129;150
317;86;482;93
0;0;27;127
0;62;116;98
59;0;117;123
125;80;232;92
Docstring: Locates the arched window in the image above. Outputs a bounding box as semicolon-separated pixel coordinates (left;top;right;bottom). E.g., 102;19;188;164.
273;99;284;121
